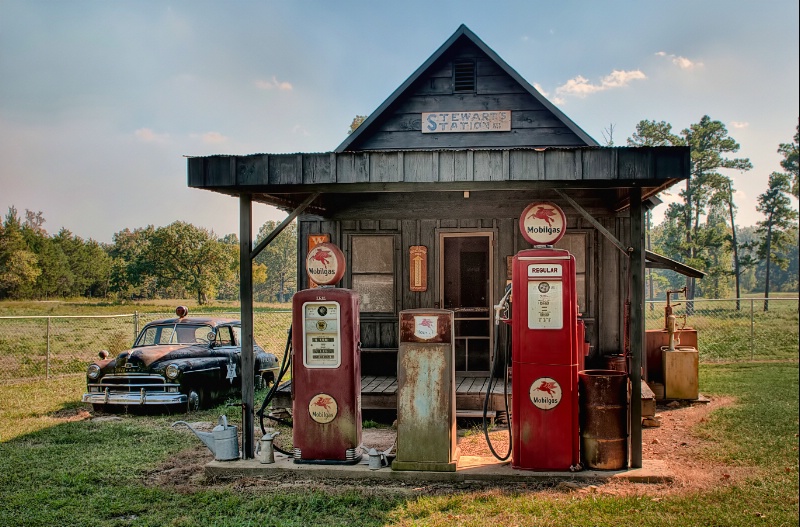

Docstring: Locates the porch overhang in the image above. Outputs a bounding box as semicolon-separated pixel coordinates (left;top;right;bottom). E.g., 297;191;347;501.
187;146;690;214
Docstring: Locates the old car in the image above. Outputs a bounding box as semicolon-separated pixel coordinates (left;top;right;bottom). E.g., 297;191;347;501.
82;306;280;412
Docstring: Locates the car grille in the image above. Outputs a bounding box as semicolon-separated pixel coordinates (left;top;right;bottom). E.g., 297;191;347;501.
88;374;173;394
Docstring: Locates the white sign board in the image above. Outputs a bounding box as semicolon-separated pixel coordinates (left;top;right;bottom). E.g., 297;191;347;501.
422;111;511;133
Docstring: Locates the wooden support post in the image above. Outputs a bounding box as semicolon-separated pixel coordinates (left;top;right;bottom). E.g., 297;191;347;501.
240;194;255;459
629;186;644;468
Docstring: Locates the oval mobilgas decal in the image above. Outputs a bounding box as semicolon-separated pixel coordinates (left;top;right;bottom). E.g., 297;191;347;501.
529;377;562;410
306;242;346;286
308;393;338;424
519;202;567;245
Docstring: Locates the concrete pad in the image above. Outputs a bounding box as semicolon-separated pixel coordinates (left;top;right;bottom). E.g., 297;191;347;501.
206;454;673;484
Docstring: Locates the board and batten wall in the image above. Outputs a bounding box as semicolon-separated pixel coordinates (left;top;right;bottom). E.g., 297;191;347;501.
297;207;630;374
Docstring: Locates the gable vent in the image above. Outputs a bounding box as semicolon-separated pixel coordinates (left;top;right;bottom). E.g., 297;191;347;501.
453;61;476;93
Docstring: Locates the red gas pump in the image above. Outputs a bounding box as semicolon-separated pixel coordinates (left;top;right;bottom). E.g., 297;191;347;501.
291;243;362;464
510;202;581;471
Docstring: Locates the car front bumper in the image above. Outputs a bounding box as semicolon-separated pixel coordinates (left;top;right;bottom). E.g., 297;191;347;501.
82;389;188;405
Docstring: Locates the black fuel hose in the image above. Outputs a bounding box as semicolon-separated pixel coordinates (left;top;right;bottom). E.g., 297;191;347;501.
483;297;512;461
257;325;294;455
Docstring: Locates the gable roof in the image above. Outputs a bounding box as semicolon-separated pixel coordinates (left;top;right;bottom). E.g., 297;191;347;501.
336;24;598;152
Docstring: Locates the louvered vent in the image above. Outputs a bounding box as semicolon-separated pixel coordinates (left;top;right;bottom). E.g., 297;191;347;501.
453;61;476;93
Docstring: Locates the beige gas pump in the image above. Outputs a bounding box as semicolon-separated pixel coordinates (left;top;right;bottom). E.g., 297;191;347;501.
392;309;459;472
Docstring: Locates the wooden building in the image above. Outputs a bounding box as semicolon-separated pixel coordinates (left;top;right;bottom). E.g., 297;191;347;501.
187;25;693;466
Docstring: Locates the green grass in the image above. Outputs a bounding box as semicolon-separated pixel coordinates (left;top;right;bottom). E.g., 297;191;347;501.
1;361;797;526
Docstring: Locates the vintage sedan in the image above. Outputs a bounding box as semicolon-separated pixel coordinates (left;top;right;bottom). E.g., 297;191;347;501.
82;307;280;412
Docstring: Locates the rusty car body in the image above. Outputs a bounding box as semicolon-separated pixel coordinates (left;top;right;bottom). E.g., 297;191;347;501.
82;308;279;412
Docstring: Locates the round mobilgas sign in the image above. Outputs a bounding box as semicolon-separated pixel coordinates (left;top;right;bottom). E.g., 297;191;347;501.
308;393;338;424
529;377;563;410
306;242;345;286
519;202;567;245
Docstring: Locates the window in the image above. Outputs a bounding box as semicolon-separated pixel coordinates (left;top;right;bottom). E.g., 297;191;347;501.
351;235;395;312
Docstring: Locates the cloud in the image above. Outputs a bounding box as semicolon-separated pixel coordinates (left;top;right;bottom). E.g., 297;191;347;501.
134;128;170;143
292;125;310;137
532;83;549;97
255;76;293;91
190;132;229;144
655;51;704;70
730;121;749;129
555;70;646;98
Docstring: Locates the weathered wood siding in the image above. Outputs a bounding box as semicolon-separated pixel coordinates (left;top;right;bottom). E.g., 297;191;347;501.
349;39;587;150
297;207;631;375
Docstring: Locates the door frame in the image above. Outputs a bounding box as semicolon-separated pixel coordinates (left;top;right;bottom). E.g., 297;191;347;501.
436;229;496;375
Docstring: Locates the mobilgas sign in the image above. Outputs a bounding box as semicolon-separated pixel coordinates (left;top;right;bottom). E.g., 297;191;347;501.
306;243;346;286
519;202;567;245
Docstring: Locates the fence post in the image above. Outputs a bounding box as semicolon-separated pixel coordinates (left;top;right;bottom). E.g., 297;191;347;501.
46;317;51;379
750;298;754;360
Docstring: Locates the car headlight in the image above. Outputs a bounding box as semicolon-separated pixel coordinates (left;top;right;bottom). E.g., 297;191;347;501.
87;364;101;380
165;363;180;379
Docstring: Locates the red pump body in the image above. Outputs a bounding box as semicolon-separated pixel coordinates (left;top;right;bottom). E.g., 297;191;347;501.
291;287;362;463
511;247;580;470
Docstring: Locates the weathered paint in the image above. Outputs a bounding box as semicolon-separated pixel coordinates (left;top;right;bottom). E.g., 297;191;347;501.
578;369;628;470
394;309;458;472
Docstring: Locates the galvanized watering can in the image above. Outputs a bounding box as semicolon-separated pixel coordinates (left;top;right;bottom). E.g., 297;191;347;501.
255;430;281;464
173;415;239;461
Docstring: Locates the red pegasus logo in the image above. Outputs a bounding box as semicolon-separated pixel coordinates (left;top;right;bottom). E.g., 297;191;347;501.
528;206;559;227
534;380;558;396
311;249;332;268
313;395;334;411
419;318;434;328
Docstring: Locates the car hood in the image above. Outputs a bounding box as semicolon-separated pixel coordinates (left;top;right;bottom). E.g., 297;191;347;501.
116;344;209;368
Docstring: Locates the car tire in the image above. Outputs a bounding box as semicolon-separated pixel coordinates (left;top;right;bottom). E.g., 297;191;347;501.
187;390;201;412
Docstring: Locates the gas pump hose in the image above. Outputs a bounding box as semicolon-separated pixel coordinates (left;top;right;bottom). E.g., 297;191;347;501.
483;306;512;461
257;326;294;455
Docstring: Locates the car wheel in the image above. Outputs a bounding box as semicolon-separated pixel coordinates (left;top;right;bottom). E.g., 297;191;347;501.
186;390;201;412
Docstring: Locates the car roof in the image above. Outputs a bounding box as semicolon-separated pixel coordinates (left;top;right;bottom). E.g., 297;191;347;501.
144;317;241;327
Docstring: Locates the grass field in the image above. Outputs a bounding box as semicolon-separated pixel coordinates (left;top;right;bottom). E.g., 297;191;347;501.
0;361;797;526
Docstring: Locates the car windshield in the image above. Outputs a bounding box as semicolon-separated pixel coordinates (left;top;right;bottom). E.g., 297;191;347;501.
134;324;214;346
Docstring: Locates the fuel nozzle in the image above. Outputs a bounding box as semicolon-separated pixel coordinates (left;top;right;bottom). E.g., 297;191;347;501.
494;284;512;325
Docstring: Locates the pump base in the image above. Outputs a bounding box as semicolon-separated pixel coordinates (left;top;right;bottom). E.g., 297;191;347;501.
293;454;362;465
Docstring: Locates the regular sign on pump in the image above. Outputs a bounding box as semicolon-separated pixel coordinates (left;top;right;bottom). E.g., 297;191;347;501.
527;263;563;330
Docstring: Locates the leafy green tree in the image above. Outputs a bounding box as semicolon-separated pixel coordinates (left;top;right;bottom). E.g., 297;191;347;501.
348;115;368;135
755;172;798;310
52;229;112;298
138;221;233;304
778;120;799;198
108;226;157;299
0;207;41;299
629;116;751;301
255;221;297;302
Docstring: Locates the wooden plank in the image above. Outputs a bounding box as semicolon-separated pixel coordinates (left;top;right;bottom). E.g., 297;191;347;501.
365;376;389;392
236;154;268;186
302;154;333;184
360;376;378;392
357;129;585;151
373;376;396;394
509;150;544;181
393;93;548;114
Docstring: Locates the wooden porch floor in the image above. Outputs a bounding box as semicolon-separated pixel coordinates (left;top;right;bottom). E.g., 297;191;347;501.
272;375;509;413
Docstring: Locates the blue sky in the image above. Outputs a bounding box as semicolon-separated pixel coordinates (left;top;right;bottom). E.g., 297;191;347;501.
1;0;798;242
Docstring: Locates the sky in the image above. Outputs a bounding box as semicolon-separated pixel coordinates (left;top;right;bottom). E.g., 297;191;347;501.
1;0;798;243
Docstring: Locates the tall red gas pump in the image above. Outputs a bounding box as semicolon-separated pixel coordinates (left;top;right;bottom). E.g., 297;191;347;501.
291;243;362;464
510;202;581;471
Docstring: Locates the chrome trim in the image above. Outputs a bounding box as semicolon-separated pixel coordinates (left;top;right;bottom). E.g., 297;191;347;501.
82;391;187;405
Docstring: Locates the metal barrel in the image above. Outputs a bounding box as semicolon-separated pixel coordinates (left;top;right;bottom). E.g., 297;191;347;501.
603;354;628;373
578;369;628;470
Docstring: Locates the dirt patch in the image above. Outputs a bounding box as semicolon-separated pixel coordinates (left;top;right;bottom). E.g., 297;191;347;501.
142;396;744;497
50;406;92;422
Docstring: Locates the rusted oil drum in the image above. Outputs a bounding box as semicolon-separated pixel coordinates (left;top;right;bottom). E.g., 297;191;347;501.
578;369;628;470
603;355;627;373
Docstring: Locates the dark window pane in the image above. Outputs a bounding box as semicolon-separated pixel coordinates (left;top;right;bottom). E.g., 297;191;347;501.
467;338;491;371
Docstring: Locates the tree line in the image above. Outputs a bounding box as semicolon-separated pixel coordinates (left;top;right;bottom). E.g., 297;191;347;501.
0;212;297;304
627;117;798;307
1;117;797;305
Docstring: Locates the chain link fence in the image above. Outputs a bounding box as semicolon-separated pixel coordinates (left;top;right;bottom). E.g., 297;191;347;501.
645;297;798;362
0;299;797;384
0;311;292;384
